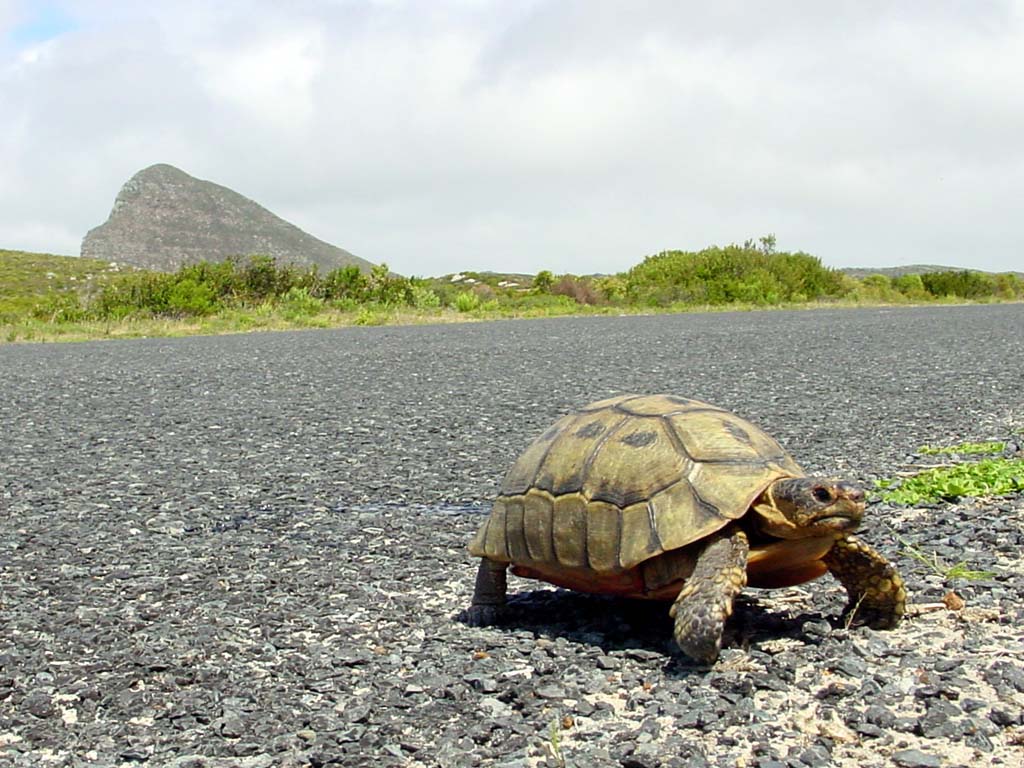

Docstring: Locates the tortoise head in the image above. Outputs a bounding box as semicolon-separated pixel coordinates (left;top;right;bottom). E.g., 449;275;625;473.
751;477;865;539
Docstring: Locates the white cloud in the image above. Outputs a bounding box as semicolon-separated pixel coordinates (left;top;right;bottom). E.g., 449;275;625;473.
1;0;1023;274
191;27;325;130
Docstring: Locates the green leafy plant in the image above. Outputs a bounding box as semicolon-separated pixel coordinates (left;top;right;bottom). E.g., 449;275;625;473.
918;441;1005;455
879;458;1024;504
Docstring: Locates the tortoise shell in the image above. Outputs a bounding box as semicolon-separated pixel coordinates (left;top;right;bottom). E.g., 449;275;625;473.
468;394;809;598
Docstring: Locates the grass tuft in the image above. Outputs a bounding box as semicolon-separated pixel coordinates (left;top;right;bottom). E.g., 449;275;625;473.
893;534;996;581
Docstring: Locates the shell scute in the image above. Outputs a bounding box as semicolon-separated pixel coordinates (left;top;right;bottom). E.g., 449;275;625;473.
583;418;686;507
665;409;795;466
648;480;724;559
531;409;626;496
499;413;576;496
551;493;588;568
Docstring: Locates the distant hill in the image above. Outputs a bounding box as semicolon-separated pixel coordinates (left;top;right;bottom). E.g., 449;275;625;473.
81;164;373;273
842;264;1024;279
0;249;132;320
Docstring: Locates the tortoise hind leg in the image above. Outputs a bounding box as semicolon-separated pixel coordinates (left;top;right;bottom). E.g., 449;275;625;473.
463;559;509;626
669;527;750;664
823;534;906;629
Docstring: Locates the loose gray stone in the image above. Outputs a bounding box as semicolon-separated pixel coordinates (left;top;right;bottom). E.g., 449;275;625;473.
892;749;942;768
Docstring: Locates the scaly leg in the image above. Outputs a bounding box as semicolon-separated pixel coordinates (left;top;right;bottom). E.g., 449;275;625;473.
823;534;906;629
464;558;509;626
669;528;749;664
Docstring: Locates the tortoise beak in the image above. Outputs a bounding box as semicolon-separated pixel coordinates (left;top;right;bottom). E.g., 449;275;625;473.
838;484;866;504
811;512;861;531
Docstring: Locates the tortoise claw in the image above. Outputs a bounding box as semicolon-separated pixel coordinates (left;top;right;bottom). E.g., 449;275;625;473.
843;601;901;630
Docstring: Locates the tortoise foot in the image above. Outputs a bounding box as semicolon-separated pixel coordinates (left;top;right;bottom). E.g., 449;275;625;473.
842;600;902;630
669;528;749;665
825;534;907;631
672;604;724;665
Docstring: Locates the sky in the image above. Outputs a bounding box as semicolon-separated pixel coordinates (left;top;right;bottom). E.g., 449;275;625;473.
2;1;1023;277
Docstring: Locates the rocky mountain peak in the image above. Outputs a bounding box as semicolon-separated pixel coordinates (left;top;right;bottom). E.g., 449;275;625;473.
81;164;372;273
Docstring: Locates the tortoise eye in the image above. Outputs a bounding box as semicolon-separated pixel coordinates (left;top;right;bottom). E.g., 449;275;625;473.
812;486;834;503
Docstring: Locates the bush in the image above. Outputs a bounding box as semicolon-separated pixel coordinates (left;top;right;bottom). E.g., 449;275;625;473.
507;292;579;312
891;274;927;300
552;275;601;305
322;265;368;302
920;270;996;299
624;245;845;307
595;275;626;303
368;263;414;306
454;291;480;312
167;278;218;316
852;274;902;303
31;291;86;323
279;286;324;319
994;273;1023;299
533;270;554;293
410;284;441;309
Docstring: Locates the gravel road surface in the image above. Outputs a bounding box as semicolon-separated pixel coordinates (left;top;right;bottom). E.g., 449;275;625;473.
2;304;1023;767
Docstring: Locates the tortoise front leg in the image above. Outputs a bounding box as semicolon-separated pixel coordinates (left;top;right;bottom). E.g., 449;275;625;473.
669;527;749;664
823;534;906;629
464;558;509;626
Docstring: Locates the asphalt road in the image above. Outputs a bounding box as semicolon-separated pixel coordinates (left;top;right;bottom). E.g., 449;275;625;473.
1;304;1023;767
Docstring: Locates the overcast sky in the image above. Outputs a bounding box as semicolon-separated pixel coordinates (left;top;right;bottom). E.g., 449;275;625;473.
2;1;1022;276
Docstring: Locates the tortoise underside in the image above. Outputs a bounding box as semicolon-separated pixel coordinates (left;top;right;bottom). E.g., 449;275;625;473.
509;534;836;600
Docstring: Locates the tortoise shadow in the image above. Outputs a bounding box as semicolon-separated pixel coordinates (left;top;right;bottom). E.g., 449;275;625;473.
461;587;829;677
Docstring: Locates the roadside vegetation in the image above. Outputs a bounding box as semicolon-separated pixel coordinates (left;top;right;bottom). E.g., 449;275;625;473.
2;237;1022;343
878;440;1023;504
878;458;1024;504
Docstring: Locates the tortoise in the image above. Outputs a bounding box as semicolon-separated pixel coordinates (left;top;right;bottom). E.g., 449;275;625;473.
465;394;905;664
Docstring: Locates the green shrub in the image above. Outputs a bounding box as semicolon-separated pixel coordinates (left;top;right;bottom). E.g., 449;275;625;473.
994;273;1023;300
30;292;86;322
410;284;441;309
850;274;902;303
167;278;218;316
624;245;845;307
533;270;555;293
454;291;480;312
237;255;282;300
507;293;579;312
368;263;414;306
595;275;626;303
320;265;365;301
891;273;927;299
920;270;996;299
279;286;324;319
